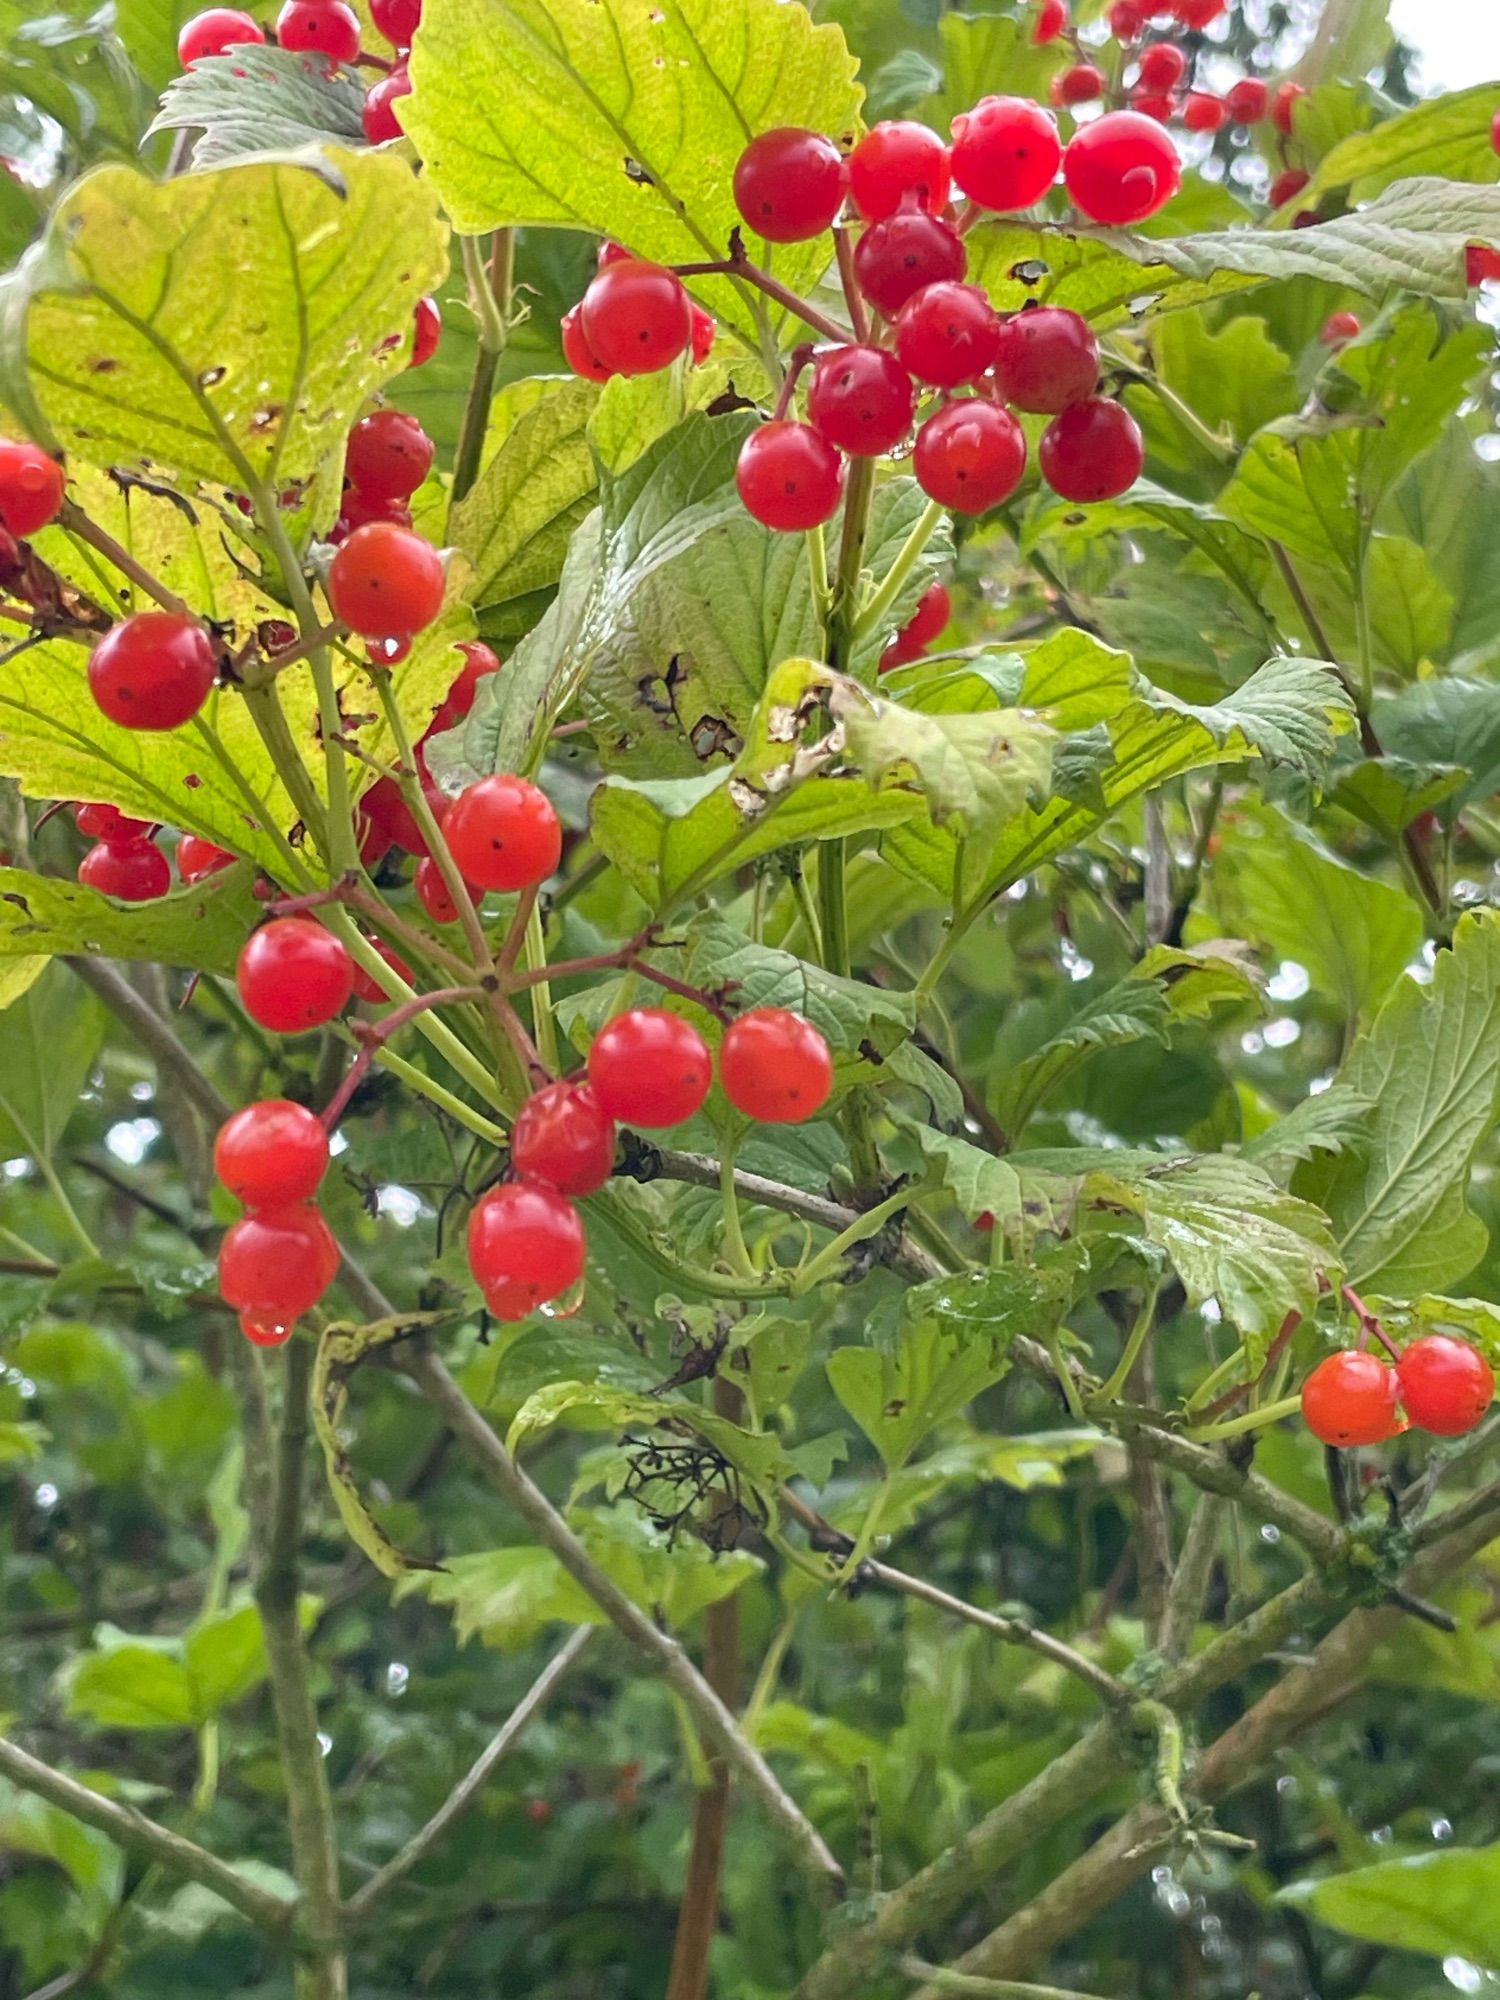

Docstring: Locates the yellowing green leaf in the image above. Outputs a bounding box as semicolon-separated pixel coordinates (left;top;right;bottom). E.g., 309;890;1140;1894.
0;865;264;976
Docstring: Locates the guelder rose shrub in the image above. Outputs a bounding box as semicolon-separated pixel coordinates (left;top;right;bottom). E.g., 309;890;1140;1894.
1;1;1500;1996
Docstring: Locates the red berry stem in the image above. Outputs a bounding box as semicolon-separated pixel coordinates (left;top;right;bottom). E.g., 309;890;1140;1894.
772;344;818;422
832;227;872;343
321;983;486;1129
1342;1282;1402;1362
266;875;475;983
670;243;851;345
56;499;193;620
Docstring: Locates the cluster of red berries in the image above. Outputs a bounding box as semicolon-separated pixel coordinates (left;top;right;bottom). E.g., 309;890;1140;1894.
1301;1336;1496;1448
73;803;234;901
215;1095;337;1344
561;243;716;384
470;1004;835;1322
176;0;423;148
880;579;951;672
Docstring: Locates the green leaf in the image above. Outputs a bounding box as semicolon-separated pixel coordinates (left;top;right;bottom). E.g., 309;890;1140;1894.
506;1377;797;1491
1195;806;1422;1025
403;0;862;346
1306;910;1500;1293
1360;1294;1500;1366
1242;1081;1376;1184
0;865;264;977
65;1638;196;1732
1147;311;1299;453
0;964;104;1163
1280;1845;1500;1969
183;1603;271;1718
965;221;1257;335
896;1120;1021;1227
405;1546;600;1648
146;46;368;166
1373;678;1500;816
1308;84;1500;200
0;1419;46;1464
918;11;1061;132
6;150;449;488
666;912;915;1058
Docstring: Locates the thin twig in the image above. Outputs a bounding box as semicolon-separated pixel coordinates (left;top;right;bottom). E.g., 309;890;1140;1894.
55;500;191;617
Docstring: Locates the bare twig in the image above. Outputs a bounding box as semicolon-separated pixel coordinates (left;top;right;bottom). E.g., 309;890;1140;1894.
1157;1496;1226;1664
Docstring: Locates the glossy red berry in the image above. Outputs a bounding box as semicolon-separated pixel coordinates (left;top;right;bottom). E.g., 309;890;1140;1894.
362;68;411;143
1301;1350;1400;1447
993;304;1099;413
428;640;501;732
949;96;1063;212
719;1009;834;1124
736;422;845;531
1396;1335;1496;1438
733;128;846;243
276;0;360;64
894;281;1001;388
914;400;1026;514
853;205;966;315
1063;111;1181;224
1183;91;1227;132
848;122;951;221
1032;0;1068;43
1171;0;1225;22
215;1098;329;1208
904;579;952;649
1108;0;1146;37
1467;243;1500;285
361;772;442;857
327;522;445;638
74;803;149;841
345;408;432;502
587;1008;712;1129
351;935;413;1003
178;834;236;883
1224;77;1269;123
413;855;477;923
410;296;441;368
442;774;562;892
596;240;631;269
369;0;420;43
219;1203;340;1320
1131;91;1179;126
240;1314;295;1348
79;839;171;902
561;302;614;383
511;1081;617;1197
1319;310;1360;347
1269;168;1310;209
1271;81;1307;135
1038;397;1144;502
690;305;716;364
467;1182;586;1321
1053;64;1107;108
237;919;355;1033
336;487;411;537
807;345;916;457
88;612;217;731
1138;42;1187;91
579;260;692;376
178;7;265;64
0;438;65;537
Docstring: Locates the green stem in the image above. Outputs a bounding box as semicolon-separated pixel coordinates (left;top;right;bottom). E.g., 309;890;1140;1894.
837;1475;892;1584
452;230;515;505
190;715;314;888
1123;362;1234;466
1093;1284;1160;1408
241;683;331;865
791;1181;924;1296
827;454;878;678
850;498;945;648
719;1131;757;1279
35;1151;99;1259
522;899;559;1075
901;1961;1110;2000
1185;1393;1303;1442
367;1044;506;1143
805;522;831;642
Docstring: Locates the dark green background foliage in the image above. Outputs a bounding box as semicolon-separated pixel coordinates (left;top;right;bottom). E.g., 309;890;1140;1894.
3;2;1500;1999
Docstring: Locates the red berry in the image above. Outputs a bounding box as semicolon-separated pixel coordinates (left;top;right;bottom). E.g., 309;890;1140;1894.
1108;0;1146;37
1131;91;1179;125
88;612;217;731
1269;167;1310;209
561;302;614;383
1271;81;1306;136
413;854;476;923
240;1314;295;1347
690;305;716;365
215;1098;329;1207
1032;0;1068;43
1224;77;1269;123
1171;0;1225;22
350;936;412;1004
894;281;1001;388
719;1008;833;1124
587;1008;712;1128
219;1203;340;1320
1396;1335;1496;1438
237;918;354;1033
1053;64;1107;108
1319;310;1360;347
79;839;171;902
854;205;966;315
1301;1350;1400;1448
361;772;444;857
178;834;236;882
914;399;1026;514
336;487;412;536
1467;243;1500;285
1038;397;1143;502
442;774;561;892
1183;91;1226;132
1063;111;1181;225
409;296;441;368
596;240;632;269
736;421;845;532
0;438;65;538
345;408;433;502
579;260;692;376
467;1182;586;1321
848;122;951;221
992;303;1099;413
807;345;916;457
427;639;501;733
733;128;846;243
362;68;411;143
369;0;420;43
74;803;149;841
903;579;951;649
177;7;265;64
276;0;360;64
1138;42;1187;91
327;522;445;638
950;96;1063;212
511;1080;617;1197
